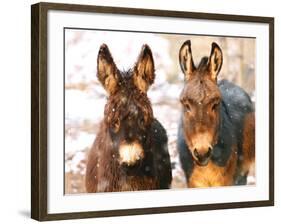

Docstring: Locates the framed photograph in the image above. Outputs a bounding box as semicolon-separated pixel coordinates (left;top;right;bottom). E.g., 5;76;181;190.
31;2;274;221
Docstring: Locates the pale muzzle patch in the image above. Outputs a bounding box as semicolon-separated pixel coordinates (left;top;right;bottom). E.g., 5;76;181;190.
119;142;144;166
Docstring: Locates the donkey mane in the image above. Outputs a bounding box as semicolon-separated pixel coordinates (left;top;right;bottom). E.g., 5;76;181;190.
197;56;209;71
119;68;133;79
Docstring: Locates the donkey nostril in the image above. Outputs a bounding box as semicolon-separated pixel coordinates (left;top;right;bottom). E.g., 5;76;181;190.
208;147;212;155
194;149;199;158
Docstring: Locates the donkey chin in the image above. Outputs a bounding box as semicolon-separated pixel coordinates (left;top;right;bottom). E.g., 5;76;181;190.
194;155;211;166
118;141;145;167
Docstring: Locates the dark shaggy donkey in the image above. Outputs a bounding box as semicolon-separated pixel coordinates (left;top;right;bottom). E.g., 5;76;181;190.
177;40;255;187
86;44;172;192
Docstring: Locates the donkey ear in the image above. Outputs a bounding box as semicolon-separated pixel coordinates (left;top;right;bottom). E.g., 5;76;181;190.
97;44;120;95
133;44;155;93
208;42;223;81
179;40;195;80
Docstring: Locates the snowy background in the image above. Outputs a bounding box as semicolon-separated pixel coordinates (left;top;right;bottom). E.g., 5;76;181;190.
64;29;256;194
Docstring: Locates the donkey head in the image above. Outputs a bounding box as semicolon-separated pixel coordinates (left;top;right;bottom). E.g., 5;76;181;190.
179;41;223;166
97;44;155;167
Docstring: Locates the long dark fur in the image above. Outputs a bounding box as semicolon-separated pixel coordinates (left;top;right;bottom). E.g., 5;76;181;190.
86;44;172;192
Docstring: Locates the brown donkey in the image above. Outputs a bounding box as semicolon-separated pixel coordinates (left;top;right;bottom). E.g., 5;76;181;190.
177;40;255;187
85;44;172;192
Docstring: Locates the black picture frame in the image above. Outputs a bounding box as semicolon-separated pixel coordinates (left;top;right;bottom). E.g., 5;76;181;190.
31;2;274;221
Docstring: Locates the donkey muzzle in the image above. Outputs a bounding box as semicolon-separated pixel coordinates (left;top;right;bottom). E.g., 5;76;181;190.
193;147;212;166
118;141;144;166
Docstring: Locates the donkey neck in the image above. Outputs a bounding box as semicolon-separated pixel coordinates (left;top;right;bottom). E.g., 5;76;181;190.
211;100;237;167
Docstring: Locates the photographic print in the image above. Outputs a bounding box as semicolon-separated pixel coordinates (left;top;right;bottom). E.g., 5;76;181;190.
64;30;256;194
31;2;274;221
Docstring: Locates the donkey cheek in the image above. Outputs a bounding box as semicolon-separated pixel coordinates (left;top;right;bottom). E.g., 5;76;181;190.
183;130;195;153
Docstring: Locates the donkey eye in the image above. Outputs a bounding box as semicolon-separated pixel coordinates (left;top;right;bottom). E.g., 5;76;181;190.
184;104;191;113
112;118;120;132
212;102;219;111
139;117;145;126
